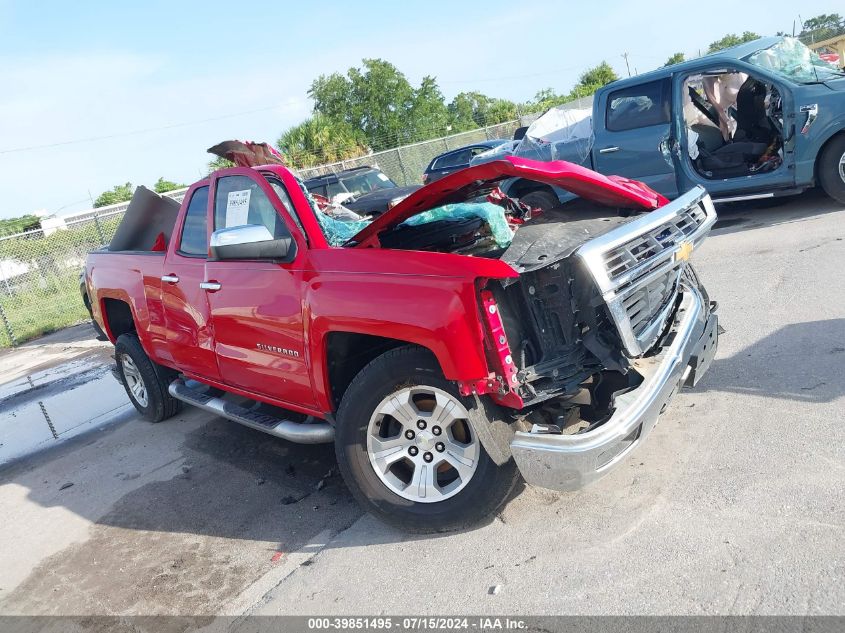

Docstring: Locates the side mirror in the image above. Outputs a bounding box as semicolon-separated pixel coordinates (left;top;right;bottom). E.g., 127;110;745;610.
209;224;295;261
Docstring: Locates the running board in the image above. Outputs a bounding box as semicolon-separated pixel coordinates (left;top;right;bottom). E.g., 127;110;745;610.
712;192;774;203
168;379;334;444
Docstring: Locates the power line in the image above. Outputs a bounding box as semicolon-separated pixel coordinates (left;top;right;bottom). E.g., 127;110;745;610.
439;65;584;85
0;102;306;155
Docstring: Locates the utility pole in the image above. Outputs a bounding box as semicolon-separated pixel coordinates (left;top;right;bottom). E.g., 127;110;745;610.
622;52;631;78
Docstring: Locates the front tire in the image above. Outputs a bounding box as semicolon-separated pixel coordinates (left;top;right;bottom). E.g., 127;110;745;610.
519;189;559;212
335;346;520;532
114;333;181;423
818;134;845;204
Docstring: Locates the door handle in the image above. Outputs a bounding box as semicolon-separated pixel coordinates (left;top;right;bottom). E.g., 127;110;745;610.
161;274;179;284
199;281;222;292
599;146;620;154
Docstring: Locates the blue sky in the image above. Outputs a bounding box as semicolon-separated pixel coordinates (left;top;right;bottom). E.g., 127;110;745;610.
0;0;838;218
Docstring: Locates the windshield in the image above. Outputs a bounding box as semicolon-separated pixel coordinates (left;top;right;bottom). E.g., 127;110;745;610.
745;37;844;83
340;170;397;198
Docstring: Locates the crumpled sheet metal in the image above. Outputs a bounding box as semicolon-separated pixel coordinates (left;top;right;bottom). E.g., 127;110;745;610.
207;140;288;168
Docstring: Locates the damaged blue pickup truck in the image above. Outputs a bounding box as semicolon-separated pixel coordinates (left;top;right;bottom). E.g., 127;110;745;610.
483;37;845;209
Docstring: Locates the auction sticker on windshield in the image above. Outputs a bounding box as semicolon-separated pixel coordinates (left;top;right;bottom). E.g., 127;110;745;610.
226;189;251;227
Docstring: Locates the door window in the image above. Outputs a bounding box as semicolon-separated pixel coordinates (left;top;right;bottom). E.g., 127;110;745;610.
606;79;671;131
213;175;291;239
432;149;472;169
264;175;305;234
178;186;209;257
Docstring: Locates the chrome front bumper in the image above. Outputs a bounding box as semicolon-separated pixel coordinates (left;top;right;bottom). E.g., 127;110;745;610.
510;284;717;491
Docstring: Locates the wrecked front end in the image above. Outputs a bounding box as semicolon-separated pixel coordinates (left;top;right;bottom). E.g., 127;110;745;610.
343;157;719;492
478;187;718;490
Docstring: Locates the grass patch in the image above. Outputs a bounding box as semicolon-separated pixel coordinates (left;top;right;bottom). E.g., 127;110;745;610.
0;274;89;348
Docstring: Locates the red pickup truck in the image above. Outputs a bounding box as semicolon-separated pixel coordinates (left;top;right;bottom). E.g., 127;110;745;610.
85;154;719;531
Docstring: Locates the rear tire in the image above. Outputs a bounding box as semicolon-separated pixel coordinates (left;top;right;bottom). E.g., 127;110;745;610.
818;134;845;204
335;345;520;533
114;333;181;423
519;189;559;212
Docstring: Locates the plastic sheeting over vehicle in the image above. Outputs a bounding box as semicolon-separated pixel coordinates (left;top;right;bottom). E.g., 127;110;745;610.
516;107;593;165
402;202;513;248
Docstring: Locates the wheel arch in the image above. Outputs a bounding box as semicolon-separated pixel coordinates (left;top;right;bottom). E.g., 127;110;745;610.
322;332;440;411
100;297;137;342
815;128;845;179
503;177;558;200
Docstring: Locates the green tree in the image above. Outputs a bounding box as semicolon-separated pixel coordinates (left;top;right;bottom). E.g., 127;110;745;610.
0;214;40;237
447;92;518;132
153;177;185;193
707;31;761;53
577;61;619;88
409;76;450;139
526;63;618;114
799;13;843;42
277;114;369;169
527;88;571;112
206;156;234;175
664;52;685;66
94;183;134;208
309;58;455;151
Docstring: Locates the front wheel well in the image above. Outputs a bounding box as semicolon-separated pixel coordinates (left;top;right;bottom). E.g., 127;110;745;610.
325;333;433;410
102;298;136;340
505;178;557;200
816;130;845;175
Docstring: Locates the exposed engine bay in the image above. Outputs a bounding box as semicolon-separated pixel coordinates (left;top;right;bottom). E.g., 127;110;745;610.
373;194;665;435
684;70;784;179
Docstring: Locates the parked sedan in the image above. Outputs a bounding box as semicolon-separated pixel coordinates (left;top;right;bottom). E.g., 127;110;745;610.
303;166;420;217
422;139;509;184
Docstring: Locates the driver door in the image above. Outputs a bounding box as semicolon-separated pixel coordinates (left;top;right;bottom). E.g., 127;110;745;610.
593;78;680;199
203;169;316;408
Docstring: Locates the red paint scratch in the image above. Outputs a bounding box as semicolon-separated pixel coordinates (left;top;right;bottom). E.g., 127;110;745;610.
271;551;284;563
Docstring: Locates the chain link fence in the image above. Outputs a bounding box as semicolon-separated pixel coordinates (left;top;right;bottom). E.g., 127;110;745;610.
298;119;530;185
0;190;188;348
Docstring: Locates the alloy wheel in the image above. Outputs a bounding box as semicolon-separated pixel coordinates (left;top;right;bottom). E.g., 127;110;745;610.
839;150;845;183
366;386;479;503
121;354;148;408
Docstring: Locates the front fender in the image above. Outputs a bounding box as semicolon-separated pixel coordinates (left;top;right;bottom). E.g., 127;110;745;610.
796;107;845;184
304;249;518;413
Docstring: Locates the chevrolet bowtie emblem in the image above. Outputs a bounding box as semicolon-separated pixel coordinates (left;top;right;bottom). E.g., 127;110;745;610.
675;241;694;263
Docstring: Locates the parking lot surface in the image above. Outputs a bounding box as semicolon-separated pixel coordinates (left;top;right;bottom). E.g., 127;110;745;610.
0;192;843;621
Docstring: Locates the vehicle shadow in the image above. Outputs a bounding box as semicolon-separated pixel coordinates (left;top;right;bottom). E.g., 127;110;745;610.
710;188;843;236
696;318;845;403
5;406;505;563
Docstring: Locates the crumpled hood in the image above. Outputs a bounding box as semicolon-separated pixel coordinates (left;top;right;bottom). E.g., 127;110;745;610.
350;156;668;247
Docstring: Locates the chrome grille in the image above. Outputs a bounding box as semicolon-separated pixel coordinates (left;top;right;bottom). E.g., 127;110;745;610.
576;187;717;357
621;265;681;335
602;204;708;283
